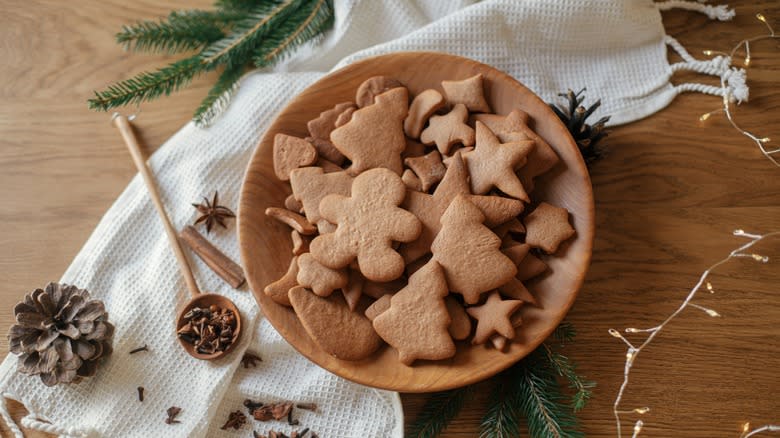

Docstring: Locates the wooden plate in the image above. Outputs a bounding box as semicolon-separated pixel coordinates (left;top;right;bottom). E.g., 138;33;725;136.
238;52;594;393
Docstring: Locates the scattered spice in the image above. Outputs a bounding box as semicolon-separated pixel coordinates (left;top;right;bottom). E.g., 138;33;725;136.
165;406;182;424
251;401;293;422
220;410;247;430
311;432;319;438
137;386;144;402
129;344;149;354
177;305;237;354
244;398;264;413
295;403;317;412
287;409;299;426
292;428;310;438
192;191;235;233
242;352;262;368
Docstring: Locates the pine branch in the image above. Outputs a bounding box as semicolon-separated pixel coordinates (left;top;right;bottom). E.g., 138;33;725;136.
516;350;584;438
215;0;271;11
88;55;209;111
480;375;522;438
407;385;475;438
542;345;595;412
252;0;333;67
551;321;576;345
200;0;304;69
193;63;246;127
116;10;242;54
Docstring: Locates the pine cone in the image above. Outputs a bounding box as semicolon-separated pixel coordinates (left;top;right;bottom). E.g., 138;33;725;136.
8;283;114;386
550;88;611;165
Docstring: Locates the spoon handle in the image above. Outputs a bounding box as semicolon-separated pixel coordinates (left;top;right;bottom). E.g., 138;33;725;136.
112;114;201;297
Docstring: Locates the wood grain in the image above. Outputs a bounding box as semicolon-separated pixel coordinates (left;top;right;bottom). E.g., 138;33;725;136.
0;0;778;436
239;52;594;393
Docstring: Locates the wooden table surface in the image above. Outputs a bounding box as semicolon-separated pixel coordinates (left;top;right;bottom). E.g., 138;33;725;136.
1;1;778;436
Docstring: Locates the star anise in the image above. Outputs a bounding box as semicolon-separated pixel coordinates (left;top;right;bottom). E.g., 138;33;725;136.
192;191;235;233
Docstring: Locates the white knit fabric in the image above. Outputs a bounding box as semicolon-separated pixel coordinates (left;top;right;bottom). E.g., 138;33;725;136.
0;1;740;437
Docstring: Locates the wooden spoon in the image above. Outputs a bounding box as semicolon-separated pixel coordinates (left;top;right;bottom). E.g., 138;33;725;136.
113;114;242;360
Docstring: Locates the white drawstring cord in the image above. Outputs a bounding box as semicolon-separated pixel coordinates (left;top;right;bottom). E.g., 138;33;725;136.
656;0;735;21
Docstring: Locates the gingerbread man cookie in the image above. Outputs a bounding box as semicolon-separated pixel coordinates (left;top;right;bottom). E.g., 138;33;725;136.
310;168;422;282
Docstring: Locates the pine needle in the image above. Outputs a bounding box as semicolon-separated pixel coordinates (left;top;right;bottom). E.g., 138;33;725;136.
551;321;576;345
480;375;522;438
200;0;303;69
407;385;475;438
116;10;241;54
88;55;209;111
516;349;584;438
542;345;595;412
252;0;333;67
193;63;245;127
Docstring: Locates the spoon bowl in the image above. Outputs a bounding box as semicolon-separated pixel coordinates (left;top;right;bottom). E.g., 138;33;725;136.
176;293;242;360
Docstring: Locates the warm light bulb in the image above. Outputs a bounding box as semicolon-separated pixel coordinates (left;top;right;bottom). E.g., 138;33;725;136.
743;422;751;433
700;112;711;121
760;137;771;143
626;328;640;333
609;329;622;338
756;13;767;23
744;56;751;67
706;282;714;292
633;420;644;435
703;49;714;56
706;308;721;318
634;407;650;414
734;229;745;235
752;254;769;262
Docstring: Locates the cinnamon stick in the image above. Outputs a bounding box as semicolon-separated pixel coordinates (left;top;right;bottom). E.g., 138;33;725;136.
179;225;245;288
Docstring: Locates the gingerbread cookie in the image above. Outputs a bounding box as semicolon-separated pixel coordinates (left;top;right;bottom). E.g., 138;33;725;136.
330;87;408;175
402;169;423;192
315;158;343;173
516;252;548;281
402;139;428;159
288;286;382;361
265;207;317;235
462;122;534;201
289;167;353;225
291;230;309;255
441;74;491;113
273;134;318;181
492;217;525;239
363;278;405;299
400;150;471;263
307;102;354;164
264;256;298;307
310;168;422;281
404;89;445;138
431;195;517;304
342;269;364;311
445;296;471;340
403;150;446;192
355;76;404;107
334;106;356;128
524;202;575;253
420;104;475;155
480;110;560;192
295;253;348;297
365;294;392;321
501;243;531;266
372;260;456;365
466;291;523;345
284;194;304;213
490;310;523;351
498;277;536;305
466;195;524;228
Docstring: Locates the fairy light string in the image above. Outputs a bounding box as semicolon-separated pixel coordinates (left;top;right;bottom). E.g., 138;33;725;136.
610;229;780;438
699;13;779;167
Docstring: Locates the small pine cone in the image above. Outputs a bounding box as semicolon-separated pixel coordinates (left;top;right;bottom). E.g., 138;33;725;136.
8;282;114;387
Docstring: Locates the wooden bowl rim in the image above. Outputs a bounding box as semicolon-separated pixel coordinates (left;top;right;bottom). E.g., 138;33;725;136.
238;51;594;392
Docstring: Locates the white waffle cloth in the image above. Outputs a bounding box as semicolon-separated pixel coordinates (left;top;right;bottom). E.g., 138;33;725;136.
0;1;741;437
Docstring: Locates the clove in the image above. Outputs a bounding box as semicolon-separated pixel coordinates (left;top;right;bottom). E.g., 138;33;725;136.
137;386;144;402
165;406;182;424
129;344;149;354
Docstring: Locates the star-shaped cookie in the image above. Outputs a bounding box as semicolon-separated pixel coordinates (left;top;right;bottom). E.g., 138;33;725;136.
523;202;575;254
462;122;534;201
403;150;446;192
420;104;475;155
441;74;491;113
475;109;560;192
466;291;523;345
